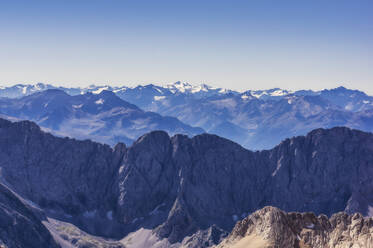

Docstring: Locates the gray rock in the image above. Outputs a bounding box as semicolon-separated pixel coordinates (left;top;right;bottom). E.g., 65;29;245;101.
0;183;59;248
0;118;126;238
217;206;373;248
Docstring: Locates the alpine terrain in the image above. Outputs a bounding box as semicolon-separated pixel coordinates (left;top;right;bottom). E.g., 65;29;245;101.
0;118;372;247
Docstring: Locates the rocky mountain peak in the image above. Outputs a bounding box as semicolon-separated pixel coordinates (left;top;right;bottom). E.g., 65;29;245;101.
217;206;373;248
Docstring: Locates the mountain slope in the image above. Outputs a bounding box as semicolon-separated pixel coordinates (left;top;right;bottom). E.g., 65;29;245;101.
0;89;204;146
0;183;59;248
0;118;372;247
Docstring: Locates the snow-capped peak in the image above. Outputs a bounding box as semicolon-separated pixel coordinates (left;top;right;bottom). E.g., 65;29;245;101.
113;87;128;93
12;83;54;95
249;88;293;99
92;86;111;94
165;81;231;96
166;81;193;93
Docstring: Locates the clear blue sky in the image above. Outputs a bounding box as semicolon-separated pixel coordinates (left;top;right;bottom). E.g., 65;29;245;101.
0;0;372;93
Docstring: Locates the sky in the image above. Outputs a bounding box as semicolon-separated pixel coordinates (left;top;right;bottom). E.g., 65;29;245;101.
0;0;372;93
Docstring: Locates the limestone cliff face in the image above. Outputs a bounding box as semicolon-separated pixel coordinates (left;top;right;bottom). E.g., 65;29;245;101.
0;118;127;238
0;118;373;246
217;206;373;248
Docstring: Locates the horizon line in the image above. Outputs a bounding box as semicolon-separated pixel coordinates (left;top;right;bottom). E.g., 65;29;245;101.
0;81;363;94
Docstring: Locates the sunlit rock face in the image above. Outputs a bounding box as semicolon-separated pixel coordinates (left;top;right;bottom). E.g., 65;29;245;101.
217;206;373;248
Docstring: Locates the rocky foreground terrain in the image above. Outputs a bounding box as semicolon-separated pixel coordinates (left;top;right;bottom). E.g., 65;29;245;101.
0;117;372;247
217;206;373;248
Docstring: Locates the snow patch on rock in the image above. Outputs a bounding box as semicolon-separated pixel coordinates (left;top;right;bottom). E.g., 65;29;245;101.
72;104;83;109
154;96;166;101
95;99;104;105
92;87;109;94
241;95;249;100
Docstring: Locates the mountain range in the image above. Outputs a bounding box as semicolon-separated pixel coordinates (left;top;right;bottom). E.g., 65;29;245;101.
0;89;203;146
0;117;372;247
1;82;373;149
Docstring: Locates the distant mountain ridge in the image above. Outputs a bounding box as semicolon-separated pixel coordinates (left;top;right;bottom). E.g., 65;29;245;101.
2;82;372;112
0;82;232;99
1;82;372;108
1;82;373;149
0;89;203;146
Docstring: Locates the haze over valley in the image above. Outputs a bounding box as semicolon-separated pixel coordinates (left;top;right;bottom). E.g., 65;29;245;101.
1;82;373;150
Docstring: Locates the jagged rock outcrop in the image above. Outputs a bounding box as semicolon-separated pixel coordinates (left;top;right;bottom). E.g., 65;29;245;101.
0;183;59;248
0;117;373;246
217;206;373;248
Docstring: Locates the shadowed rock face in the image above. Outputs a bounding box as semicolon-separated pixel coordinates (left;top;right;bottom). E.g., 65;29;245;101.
0;117;372;246
217;206;373;248
0;183;59;248
0;118;127;239
0;118;123;213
